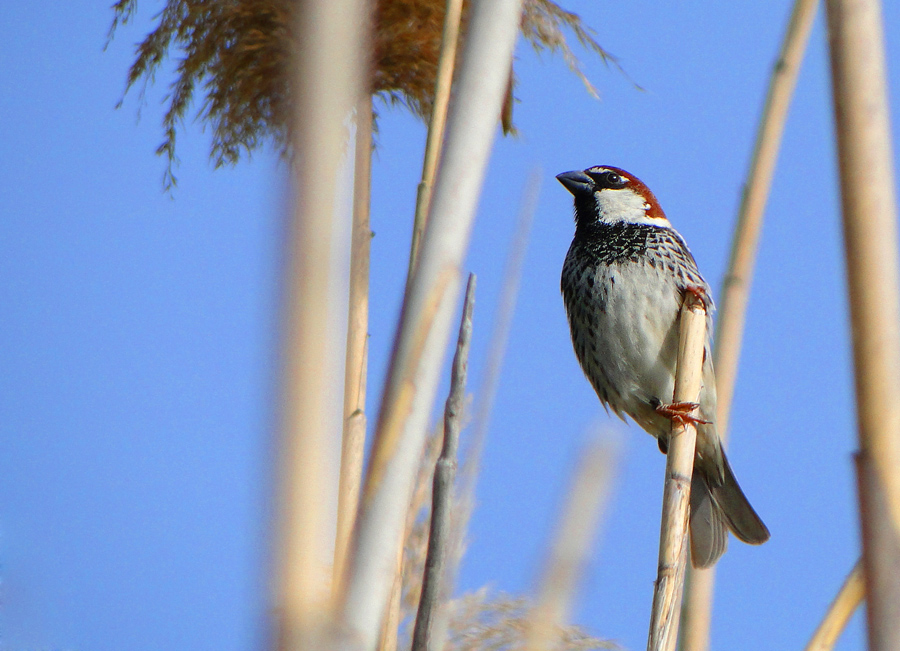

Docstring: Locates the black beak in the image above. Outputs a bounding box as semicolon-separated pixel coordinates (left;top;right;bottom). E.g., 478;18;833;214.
556;170;593;196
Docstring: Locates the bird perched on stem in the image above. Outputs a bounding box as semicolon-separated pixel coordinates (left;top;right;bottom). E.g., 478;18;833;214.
557;165;769;568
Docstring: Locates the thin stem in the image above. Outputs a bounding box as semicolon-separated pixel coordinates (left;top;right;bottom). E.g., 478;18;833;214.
680;1;819;648
407;0;466;280
647;294;707;651
411;274;476;651
804;559;865;651
711;0;819;432
378;563;402;651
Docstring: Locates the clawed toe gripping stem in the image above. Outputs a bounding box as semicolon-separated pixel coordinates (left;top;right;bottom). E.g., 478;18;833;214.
655;401;711;427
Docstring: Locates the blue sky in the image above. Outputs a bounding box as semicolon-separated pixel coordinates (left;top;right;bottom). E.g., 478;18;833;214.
3;1;899;649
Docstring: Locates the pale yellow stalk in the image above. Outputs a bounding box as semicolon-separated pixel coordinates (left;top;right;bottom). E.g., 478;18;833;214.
407;0;466;277
826;0;900;647
275;0;364;648
646;294;707;651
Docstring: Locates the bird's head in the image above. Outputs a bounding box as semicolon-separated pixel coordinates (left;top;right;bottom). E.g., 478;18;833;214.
556;166;670;228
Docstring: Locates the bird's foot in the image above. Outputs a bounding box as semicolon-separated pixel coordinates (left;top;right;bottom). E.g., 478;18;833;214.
655;401;711;427
683;284;710;310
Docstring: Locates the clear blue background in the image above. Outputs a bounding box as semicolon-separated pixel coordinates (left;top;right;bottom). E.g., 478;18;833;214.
3;1;899;649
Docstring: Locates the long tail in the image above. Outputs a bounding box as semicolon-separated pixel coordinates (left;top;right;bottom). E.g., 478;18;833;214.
689;474;728;568
689;452;769;568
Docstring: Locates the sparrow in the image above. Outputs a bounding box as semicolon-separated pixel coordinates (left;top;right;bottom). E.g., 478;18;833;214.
557;165;769;568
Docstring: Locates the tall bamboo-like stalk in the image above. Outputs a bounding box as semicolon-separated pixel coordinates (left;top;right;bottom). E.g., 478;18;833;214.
275;0;364;648
335;91;374;594
407;0;466;277
334;1;524;648
826;0;900;648
646;294;707;651
679;1;819;649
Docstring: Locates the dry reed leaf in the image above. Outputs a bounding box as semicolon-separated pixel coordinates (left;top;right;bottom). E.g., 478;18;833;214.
108;0;617;187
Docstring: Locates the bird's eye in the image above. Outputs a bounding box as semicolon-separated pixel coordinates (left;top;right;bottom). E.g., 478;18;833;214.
586;169;626;189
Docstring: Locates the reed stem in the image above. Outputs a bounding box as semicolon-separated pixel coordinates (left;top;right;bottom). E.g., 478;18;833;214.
826;0;900;647
647;294;707;651
407;0;466;279
275;0;363;647
803;559;865;651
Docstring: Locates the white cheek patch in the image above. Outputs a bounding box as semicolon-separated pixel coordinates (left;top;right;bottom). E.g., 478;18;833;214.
593;187;670;227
